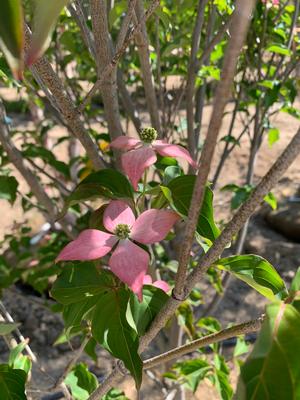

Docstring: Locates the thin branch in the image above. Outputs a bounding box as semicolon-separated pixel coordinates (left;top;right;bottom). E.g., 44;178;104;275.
134;0;161;133
79;0;161;112
186;0;209;157
0;301;37;362
186;126;300;293
24;26;105;171
0;101;75;239
115;0;138;53
90;0;124;145
88;367;122;400
143;316;263;370
54;335;91;389
174;0;256;300
196;15;232;68
68;1;96;57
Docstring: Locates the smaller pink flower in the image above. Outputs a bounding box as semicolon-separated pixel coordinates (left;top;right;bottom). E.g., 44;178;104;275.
143;275;170;293
110;128;198;190
56;200;179;301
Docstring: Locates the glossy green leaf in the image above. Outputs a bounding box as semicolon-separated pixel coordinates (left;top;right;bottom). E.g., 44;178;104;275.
0;322;20;336
65;363;98;400
51;263;111;305
215;255;287;300
92;289;143;388
172;359;212;393
9;343;31;375
237;302;300;399
290;267;300;292
266;44;292;56
27;0;69;65
59;169;133;217
102;389;130;400
126;286;169;336
63;297;99;335
0;0;24;79
0;176;19;204
0;365;27;400
165;175;220;242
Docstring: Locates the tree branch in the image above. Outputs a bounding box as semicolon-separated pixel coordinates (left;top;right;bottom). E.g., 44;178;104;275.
173;0;256;300
134;0;161;133
0;101;75;239
143;316;263;370
90;0;124;145
24;26;105;171
186;0;209;157
79;0;161;112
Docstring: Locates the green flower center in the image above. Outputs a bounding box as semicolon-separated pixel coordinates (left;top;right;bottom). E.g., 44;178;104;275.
139;127;158;144
115;224;131;239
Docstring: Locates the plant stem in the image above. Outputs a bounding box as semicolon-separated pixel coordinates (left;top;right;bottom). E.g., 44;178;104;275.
143;316;264;370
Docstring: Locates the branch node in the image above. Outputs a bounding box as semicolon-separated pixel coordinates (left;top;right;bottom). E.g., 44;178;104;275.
171;289;188;302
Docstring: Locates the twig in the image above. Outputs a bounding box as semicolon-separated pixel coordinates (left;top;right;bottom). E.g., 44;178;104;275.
24;26;105;171
174;0;256;300
90;0;124;145
143;316;263;370
68;1;96;57
0;101;75;239
134;0;161;133
186;0;209;157
54;335;91;389
185;126;300;293
79;0;161;112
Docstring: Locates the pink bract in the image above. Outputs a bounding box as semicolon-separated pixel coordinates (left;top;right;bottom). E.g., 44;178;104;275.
110;135;198;190
56;200;179;301
143;275;170;293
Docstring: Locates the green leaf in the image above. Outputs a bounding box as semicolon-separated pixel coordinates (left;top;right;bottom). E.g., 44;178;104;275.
92;289;143;388
51;263;111;305
0;176;18;204
9;344;32;376
291;267;300;293
27;0;69;65
268;127;280;147
173;359;212;393
166;175;220;242
263;192;277;210
237;302;300;399
8;342;31;376
0;365;27;400
65;363;98;400
233;337;249;358
60;169;133;217
221;184;252;210
215;255;287;300
126;286;169;336
163;166;182;185
0;322;20;336
63;297;99;335
266;44;292;56
0;0;24;79
102;389;130;400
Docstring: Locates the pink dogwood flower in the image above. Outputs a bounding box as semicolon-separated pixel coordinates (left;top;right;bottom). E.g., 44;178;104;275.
143;275;170;293
56;200;179;301
110;128;198;190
